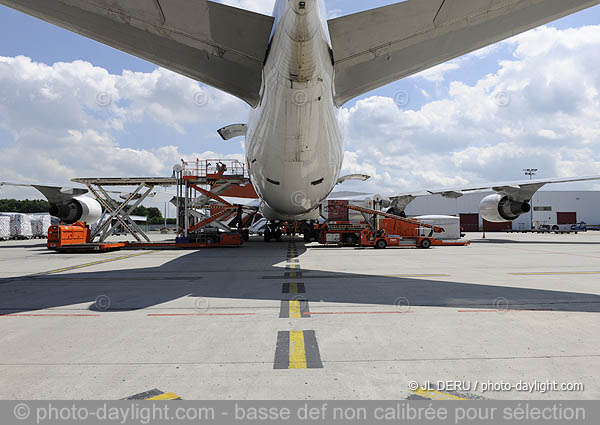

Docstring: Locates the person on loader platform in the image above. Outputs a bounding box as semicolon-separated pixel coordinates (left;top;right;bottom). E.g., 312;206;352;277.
216;161;227;174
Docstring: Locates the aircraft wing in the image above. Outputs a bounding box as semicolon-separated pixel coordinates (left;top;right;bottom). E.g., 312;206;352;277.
389;175;600;210
328;0;600;106
0;0;274;107
0;182;89;203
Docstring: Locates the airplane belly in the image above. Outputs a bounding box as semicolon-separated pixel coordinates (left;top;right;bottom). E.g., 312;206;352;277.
247;81;343;216
245;0;343;219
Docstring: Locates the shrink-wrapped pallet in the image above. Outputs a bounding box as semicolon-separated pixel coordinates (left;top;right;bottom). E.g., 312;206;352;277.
1;213;33;238
31;215;52;238
0;216;9;240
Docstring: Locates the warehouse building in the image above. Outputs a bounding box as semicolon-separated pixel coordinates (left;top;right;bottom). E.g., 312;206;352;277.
405;191;600;231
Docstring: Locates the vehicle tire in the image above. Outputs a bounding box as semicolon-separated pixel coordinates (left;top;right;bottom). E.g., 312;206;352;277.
420;238;432;249
375;239;387;249
242;229;250;241
264;228;271;242
205;236;216;245
275;230;283;242
303;233;310;242
343;234;356;246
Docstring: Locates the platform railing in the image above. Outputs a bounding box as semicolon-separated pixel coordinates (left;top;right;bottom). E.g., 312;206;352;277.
181;159;246;178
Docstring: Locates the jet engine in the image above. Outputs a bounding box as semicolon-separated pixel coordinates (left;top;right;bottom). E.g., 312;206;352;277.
372;194;391;209
479;194;531;223
48;196;102;224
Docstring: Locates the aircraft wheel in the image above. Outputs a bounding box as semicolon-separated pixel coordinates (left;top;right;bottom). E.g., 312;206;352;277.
343;234;357;246
420;238;432;249
242;229;250;241
264;228;271;242
375;239;387;249
275;229;283;242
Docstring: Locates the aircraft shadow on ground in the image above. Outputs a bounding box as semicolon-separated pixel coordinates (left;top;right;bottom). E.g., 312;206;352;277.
0;243;48;249
1;237;599;315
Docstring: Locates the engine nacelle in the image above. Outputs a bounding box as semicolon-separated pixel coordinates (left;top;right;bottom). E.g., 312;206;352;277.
386;207;407;218
48;196;102;224
479;194;531;223
372;194;391;209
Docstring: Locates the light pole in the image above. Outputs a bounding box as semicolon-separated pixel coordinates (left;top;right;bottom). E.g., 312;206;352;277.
523;168;538;230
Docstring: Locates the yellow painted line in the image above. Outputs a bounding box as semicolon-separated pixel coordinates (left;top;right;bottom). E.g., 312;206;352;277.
289;300;302;318
30;252;154;277
289;263;297;269
412;388;467;401
290;283;298;294
289;330;307;369
509;271;600;276
289;272;299;278
146;392;181;400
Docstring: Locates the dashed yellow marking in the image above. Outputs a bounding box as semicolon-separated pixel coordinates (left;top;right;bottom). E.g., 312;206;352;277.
30;252;154;276
289;330;307;369
146;392;181;400
289;300;302;318
289;283;298;293
412;388;467;400
289;263;297;269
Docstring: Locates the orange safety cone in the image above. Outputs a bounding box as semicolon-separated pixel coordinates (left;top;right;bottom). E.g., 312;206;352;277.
482;230;486;239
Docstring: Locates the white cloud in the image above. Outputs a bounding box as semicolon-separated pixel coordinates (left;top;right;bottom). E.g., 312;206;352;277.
327;8;343;19
217;0;275;15
339;25;600;193
0;55;248;200
409;62;460;83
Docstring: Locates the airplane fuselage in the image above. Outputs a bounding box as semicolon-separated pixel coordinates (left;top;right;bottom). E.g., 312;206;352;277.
246;0;343;220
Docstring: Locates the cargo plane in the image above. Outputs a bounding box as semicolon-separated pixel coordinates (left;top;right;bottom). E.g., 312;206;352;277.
1;0;600;232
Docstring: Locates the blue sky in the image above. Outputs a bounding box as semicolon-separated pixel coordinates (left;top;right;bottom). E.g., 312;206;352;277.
0;0;599;198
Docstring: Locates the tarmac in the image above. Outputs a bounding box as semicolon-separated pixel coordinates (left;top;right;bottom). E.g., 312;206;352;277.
0;232;599;400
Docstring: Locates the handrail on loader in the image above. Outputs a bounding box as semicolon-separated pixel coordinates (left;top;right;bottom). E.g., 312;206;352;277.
344;204;445;233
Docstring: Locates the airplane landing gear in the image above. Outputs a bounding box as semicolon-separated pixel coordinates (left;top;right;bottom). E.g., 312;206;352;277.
264;222;283;242
301;221;318;242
